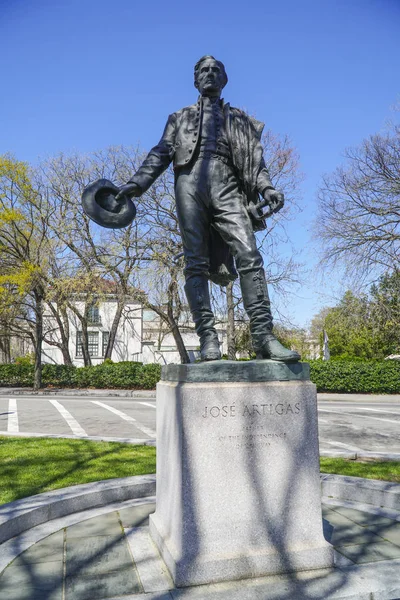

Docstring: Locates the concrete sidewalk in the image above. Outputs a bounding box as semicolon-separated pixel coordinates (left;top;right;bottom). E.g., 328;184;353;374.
1;499;400;599
0;476;400;599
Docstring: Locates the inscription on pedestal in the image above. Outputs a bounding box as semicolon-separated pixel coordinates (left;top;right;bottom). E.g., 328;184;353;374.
199;400;302;449
201;402;301;418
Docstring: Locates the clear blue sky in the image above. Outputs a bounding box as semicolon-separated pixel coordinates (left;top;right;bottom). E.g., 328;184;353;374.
1;0;399;327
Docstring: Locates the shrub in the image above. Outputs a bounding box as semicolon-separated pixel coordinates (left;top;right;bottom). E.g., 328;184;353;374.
14;354;35;366
309;359;400;393
0;362;161;390
1;359;399;394
42;365;80;387
0;364;34;386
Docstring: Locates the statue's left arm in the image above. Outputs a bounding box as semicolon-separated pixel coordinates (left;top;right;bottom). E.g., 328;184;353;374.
256;159;285;216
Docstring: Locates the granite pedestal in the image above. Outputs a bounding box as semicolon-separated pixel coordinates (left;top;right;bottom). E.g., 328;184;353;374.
149;361;334;587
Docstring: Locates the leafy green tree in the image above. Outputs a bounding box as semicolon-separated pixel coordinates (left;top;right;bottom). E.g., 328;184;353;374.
316;275;400;360
323;291;378;359
369;271;400;356
0;155;55;388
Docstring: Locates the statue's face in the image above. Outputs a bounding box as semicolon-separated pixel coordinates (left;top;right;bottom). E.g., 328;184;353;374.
196;58;225;96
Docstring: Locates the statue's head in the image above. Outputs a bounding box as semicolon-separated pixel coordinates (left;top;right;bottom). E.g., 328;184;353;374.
194;55;228;96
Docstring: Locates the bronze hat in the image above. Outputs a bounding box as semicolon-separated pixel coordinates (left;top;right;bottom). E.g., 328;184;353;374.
82;178;136;229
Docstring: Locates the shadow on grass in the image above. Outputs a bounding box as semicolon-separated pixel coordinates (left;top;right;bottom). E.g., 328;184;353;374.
0;437;156;504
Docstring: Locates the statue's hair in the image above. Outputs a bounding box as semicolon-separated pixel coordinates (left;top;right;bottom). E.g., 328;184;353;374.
194;55;228;89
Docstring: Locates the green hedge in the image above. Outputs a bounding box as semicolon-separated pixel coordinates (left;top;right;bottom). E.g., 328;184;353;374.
0;362;161;390
1;359;399;393
309;359;400;393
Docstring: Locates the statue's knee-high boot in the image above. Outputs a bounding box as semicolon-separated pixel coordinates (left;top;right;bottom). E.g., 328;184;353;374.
184;276;221;361
240;269;301;362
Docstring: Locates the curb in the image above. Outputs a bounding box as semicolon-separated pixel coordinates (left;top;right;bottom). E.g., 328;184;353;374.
321;473;400;511
320;450;400;461
0;388;157;397
0;474;156;544
0;431;156;445
0;473;399;546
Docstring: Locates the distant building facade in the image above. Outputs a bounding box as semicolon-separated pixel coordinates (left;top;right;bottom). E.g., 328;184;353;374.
41;296;227;366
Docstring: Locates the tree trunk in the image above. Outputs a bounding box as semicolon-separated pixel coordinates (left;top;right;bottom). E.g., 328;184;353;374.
33;289;43;390
167;279;190;364
226;281;236;360
0;332;11;363
104;299;124;360
48;303;73;365
80;317;92;367
170;319;190;364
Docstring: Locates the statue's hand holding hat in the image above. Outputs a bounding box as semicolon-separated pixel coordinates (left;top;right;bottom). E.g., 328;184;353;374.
82;179;139;229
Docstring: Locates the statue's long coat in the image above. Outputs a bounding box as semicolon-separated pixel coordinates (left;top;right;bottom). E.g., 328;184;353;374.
130;98;273;285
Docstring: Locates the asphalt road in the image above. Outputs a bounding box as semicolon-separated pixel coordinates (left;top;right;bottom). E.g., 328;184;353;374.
1;393;400;454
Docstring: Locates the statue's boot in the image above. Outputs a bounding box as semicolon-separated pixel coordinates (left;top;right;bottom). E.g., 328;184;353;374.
240;269;301;362
184;276;221;361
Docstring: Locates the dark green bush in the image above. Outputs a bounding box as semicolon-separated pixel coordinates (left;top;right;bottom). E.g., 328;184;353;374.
0;364;34;386
309;359;400;393
1;359;399;393
42;365;80;387
0;362;161;390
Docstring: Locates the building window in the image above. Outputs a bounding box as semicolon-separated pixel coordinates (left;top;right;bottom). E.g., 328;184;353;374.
76;332;83;357
102;331;109;357
87;304;101;325
76;331;100;357
142;309;158;322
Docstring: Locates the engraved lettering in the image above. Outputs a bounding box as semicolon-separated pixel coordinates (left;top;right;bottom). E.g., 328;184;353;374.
204;402;301;419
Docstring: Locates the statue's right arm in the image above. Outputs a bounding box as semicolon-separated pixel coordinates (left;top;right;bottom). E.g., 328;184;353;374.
122;113;177;196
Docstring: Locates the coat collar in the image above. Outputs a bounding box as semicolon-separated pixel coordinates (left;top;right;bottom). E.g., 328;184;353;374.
196;95;228;109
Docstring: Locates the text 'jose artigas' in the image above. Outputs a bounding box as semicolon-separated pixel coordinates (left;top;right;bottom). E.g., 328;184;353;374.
201;402;301;419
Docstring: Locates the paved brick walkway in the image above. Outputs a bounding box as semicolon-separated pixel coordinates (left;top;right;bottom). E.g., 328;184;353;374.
1;501;400;599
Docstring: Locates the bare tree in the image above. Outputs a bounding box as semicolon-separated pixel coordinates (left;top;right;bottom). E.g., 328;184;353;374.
37;147;191;364
35;149;146;364
315;121;400;282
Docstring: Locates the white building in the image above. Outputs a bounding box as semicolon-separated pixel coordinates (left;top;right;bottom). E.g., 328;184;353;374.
42;296;227;366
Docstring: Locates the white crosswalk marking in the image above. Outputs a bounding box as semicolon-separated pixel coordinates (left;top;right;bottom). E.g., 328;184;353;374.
49;400;88;437
139;402;156;409
319;408;400;426
7;399;19;433
322;440;364;452
350;407;400;415
92;401;156;438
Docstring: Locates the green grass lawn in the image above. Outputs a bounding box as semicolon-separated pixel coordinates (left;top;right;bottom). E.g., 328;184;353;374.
320;457;400;483
0;437;156;505
0;437;399;506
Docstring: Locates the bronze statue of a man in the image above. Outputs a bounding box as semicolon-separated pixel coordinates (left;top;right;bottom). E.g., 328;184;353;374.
116;55;300;363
